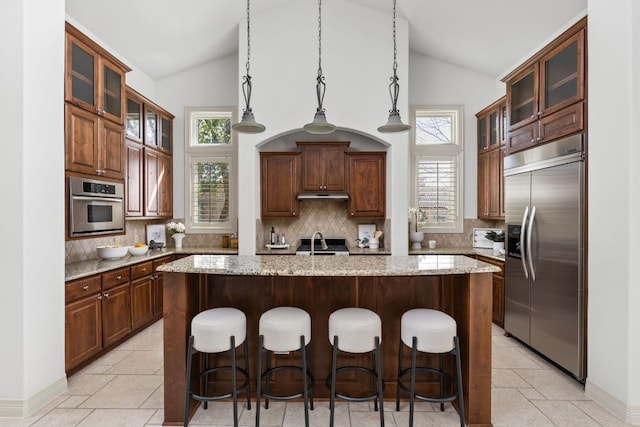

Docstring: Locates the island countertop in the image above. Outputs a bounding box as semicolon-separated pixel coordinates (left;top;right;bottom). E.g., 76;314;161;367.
157;254;500;276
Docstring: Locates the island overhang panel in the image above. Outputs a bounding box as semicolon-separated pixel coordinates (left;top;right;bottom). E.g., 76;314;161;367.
159;255;497;427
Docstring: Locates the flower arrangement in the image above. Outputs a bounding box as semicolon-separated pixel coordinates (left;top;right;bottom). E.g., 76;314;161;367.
408;207;420;232
485;230;505;242
166;221;186;236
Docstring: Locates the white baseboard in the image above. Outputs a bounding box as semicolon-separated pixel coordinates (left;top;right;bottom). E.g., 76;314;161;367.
0;376;67;418
585;379;640;425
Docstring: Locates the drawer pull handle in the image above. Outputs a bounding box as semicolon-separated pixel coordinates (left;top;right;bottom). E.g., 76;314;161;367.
116;275;122;280
82;285;89;290
103;293;109;298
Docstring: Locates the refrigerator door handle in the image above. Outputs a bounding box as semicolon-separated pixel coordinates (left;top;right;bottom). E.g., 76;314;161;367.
527;205;537;281
520;206;529;279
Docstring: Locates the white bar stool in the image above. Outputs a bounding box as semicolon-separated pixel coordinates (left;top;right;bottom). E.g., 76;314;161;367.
327;307;384;427
184;307;251;427
396;308;465;427
256;306;314;427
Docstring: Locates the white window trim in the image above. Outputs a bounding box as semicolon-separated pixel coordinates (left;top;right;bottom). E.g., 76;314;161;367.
184;107;237;234
410;105;464;233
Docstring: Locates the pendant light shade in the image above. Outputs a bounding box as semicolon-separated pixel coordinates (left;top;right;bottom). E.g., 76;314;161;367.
232;0;265;134
304;0;336;134
378;0;410;133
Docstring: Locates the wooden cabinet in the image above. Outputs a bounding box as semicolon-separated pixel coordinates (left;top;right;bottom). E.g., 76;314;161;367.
504;18;586;154
477;256;505;327
64;23;130;181
125;86;174;219
130;261;154;329
65;103;126;180
260;152;300;218
145;149;173;218
476;97;506;220
65;258;171;373
297;142;348;192
347;152;386;218
65;268;131;372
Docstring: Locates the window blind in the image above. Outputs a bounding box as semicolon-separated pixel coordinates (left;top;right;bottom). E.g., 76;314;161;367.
189;157;231;226
416;157;458;227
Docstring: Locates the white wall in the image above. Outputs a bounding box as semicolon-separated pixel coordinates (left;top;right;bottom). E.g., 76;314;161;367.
0;0;66;415
586;0;640;422
408;53;503;219
155;54;239;220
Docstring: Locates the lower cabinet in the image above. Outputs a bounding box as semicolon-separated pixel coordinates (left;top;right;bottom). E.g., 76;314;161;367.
65;256;173;374
477;256;505;327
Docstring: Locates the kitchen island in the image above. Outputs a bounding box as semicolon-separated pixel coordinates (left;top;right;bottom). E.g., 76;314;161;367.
158;254;499;427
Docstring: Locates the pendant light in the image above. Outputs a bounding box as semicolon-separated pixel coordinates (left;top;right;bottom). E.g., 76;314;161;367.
232;0;265;133
304;0;336;134
378;0;411;133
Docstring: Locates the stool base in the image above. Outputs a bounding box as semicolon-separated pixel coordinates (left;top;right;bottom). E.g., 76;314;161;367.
184;335;251;427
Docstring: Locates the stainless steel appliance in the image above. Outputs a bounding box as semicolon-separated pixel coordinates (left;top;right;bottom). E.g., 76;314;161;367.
503;134;585;380
68;176;125;237
295;238;349;255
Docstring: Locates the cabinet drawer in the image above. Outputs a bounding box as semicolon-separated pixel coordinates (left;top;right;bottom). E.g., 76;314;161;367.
102;267;130;290
66;275;102;303
131;261;153;280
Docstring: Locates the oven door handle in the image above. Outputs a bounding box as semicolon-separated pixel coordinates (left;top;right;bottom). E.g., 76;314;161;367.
71;196;123;203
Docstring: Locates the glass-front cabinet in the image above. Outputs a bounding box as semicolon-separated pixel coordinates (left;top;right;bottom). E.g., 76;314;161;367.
65;23;129;125
504;17;586;154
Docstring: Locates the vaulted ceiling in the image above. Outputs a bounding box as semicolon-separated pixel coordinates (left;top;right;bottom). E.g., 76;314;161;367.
65;0;587;80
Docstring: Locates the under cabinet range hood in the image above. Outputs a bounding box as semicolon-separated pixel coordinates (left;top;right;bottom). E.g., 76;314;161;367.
297;192;349;200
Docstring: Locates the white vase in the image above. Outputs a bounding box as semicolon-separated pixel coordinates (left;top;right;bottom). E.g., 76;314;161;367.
172;233;185;249
409;231;424;250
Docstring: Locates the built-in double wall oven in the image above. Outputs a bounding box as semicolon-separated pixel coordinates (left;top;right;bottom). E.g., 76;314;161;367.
68;176;124;237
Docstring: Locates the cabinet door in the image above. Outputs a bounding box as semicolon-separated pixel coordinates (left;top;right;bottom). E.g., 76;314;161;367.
477;114;488;152
300;146;323;191
260;153;300;218
126;140;144;217
125;93;143;142
65;33;99;113
487;149;502;218
477;153;489;218
157;151;173;217
144;105;159;148
99;57;125;124
152;256;173;318
506;64;539;131
540;29;585;118
323;145;346;191
65;294;102;371
100;118;125;180
539;101;584;143
348;153;386;218
102;282;132;347
145;149;160;216
492;274;505;327
131;276;154;329
506;121;539;154
160;114;173;153
65;103;99;176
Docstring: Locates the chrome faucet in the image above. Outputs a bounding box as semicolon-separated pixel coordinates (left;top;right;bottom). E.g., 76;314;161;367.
311;231;328;256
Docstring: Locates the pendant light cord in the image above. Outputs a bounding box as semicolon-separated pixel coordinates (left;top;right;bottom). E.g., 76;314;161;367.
315;0;327;112
246;0;251;76
241;0;253;112
388;0;400;113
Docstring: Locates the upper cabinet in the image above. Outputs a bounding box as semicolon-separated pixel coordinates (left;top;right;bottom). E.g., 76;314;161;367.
476;97;506;220
64;23;130;180
260;153;300;218
125;86;174;219
477;97;506;153
65;23;130;126
347;152;386;218
297;142;349;192
504;17;586;154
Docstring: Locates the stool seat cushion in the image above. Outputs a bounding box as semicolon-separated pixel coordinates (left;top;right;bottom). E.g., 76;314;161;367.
329;308;381;353
260;307;311;352
191;307;246;353
401;308;457;353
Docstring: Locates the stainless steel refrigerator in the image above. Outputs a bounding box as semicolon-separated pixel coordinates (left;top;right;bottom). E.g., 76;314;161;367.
504;133;585;381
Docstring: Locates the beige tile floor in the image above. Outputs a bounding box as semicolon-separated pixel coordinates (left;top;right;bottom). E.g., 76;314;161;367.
0;320;632;427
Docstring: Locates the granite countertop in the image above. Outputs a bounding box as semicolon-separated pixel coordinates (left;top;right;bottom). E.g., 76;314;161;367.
255;246;392;255
157;254;500;277
409;247;505;262
65;247;238;282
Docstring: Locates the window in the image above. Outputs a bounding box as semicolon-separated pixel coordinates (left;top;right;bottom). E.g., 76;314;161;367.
185;108;237;233
411;106;464;233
